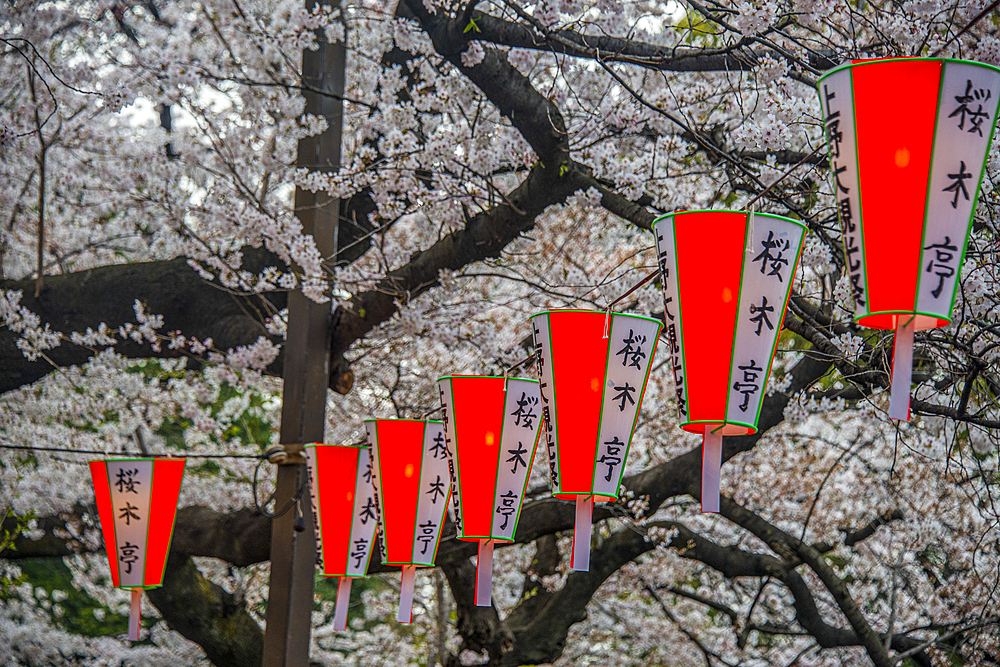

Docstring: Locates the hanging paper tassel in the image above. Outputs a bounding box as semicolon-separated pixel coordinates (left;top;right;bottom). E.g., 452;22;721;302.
333;577;352;631
888;317;915;421
475;539;494;607
398;565;417;624
128;589;142;641
701;430;723;513
571;495;593;571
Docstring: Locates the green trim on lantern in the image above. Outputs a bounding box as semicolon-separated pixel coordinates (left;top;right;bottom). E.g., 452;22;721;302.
914;62;947;313
545;313;562;497
609;315;663;500
492;378;510;540
849;68;872;320
552;491;617;502
657;209;809;232
142;459;154;587
381;561;434;568
755;227;807;429
722;212;753;423
817;56;1000;83
589;313;615;496
303;444;327;576
947;63;1000;316
159;460;187;589
670;217;693;424
529;309;663;325
435;375;539;383
855;309;949;330
425;485;450;566
367;423;389;563
304;441;367;450
507;396;543;540
678;418;757;436
444;379;467;540
407;422;430;564
103;463;122;588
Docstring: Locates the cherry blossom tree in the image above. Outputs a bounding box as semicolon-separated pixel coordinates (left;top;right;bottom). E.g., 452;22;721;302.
2;0;999;666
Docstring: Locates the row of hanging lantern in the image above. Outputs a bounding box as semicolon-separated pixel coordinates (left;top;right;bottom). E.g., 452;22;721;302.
88;56;1000;635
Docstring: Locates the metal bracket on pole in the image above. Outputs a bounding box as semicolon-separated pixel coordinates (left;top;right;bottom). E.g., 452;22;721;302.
262;444;309;466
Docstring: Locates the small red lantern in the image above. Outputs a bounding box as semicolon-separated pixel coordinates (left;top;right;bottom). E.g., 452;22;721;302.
304;443;378;631
530;309;662;571
90;457;186;640
653;210;806;512
817;57;1000;419
437;375;542;606
365;419;450;623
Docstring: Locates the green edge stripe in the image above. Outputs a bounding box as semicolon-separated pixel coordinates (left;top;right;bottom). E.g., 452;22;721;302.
914;62;946;313
756;228;807;429
612;318;663;499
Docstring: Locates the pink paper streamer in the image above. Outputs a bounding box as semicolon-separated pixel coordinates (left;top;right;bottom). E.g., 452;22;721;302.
128;589;142;641
889;317;915;421
398;565;417;624
334;577;352;631
475;539;494;607
571;495;593;571
701;430;723;514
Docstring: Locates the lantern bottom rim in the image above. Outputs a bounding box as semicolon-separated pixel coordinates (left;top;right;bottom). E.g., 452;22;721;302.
856;311;947;331
116;584;163;591
552;491;617;503
680;421;756;436
381;561;435;568
320;573;369;579
456;535;515;544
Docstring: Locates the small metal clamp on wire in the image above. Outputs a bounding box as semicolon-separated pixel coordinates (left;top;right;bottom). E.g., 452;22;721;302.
262;443;307;465
602;306;612;340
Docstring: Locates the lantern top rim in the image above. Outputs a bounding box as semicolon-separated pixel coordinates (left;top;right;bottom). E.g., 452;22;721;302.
652;209;807;231
436;374;538;383
303;441;369;450
817;56;1000;84
95;456;187;463
529;308;663;325
362;418;444;425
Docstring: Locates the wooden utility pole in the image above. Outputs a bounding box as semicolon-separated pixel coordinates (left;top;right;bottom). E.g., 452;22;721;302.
262;6;346;666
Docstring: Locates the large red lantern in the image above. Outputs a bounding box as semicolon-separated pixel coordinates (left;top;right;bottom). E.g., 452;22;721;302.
530;309;661;571
653;210;806;512
365;419;450;623
90;457;186;640
817;57;1000;419
437;375;542;606
304;443;378;631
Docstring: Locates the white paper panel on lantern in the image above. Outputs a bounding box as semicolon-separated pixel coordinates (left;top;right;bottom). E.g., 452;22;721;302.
530;314;561;491
106;460;154;588
918;62;1000;316
366;426;389;565
592;314;662;497
437;379;465;537
491;378;543;539
819;67;868;317
726;215;806;427
654;224;690;423
347;454;378;576
411;422;450;565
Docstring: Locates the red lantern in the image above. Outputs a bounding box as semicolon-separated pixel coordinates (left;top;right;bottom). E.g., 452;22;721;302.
653;210;806;512
365;419;450;623
90;457;185;640
817;57;1000;419
530;309;662;571
437;375;542;606
304;443;378;631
